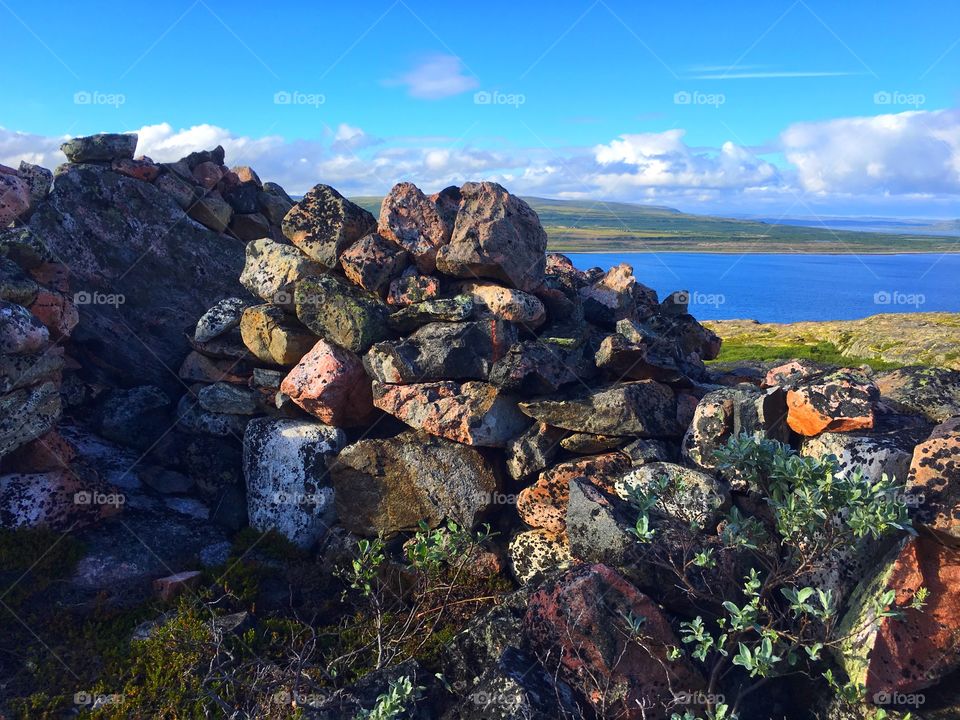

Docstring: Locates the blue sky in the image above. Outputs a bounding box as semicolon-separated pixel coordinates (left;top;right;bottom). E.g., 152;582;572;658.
2;0;959;217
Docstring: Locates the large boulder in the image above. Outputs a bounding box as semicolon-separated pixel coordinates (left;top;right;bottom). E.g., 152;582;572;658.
835;535;960;694
28;161;247;391
372;380;529;447
377;182;454;273
435;182;546;292
801;429;919;484
242;418;347;548
906;417;960;542
294;274;391;353
785;370;879;436
60;132;138;162
282;183;377;268
239;238;324;304
329;431;496;536
875;367;960;424
523;564;705;720
239;304;316;366
280;339;374;427
363;320;516;384
519;381;682;438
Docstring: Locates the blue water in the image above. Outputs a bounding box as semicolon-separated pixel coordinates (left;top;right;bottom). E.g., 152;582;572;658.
567;253;960;323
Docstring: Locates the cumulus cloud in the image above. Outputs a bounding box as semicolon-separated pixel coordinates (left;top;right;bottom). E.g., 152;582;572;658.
2;108;959;216
389;54;478;99
782;108;960;195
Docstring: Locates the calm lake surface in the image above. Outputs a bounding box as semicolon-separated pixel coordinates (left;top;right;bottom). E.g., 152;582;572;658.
567;253;960;323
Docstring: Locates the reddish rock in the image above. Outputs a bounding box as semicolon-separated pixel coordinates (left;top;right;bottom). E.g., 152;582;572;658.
517;453;631;533
786;372;878;436
907;417;960;542
280;339;374;427
545;252;587;285
178;351;249;384
339;233;409;295
29;263;70;293
436;182;547;292
837;535;960;694
386;274;441;306
27;289;79;340
111;157;161;182
763;359;824;388
371;380;529;447
232;166;262;187
0;470;123;530
378;182;454;272
192;161;223;189
154;570;202;602
524;564;705;719
0;173;30;225
5;430;76;472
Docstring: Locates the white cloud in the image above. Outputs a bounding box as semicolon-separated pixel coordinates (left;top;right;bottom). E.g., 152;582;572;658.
390;54;478;100
781;108;960;195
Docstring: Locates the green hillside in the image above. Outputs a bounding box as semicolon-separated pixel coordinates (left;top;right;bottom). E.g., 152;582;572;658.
351;195;960;254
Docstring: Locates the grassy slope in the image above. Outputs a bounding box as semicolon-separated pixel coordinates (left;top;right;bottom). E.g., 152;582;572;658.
352;196;960;254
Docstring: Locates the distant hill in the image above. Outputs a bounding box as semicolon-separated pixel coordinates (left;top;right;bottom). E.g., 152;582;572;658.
351;195;960;254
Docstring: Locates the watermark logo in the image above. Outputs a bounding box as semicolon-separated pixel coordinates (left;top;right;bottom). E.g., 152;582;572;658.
74;490;125;508
272;491;330;506
273;90;326;107
873;90;925;108
873;290;925;308
74;291;125;308
873;691;925;708
674;90;725;107
674;290;726;309
272;289;293;305
74;90;126;108
674;691;726;706
473;90;526;108
74;691;123;707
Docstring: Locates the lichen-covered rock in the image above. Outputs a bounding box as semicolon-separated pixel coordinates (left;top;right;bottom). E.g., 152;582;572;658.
835;535;960;694
0;470;122;529
378;182;454;272
488;339;584;396
560;432;625;454
176;395;250;437
523;564;705;720
187;192;233;232
239;238;324;304
386;273;440;306
508;528;572;584
682;386;789;471
0;173;31;225
339;232;409;294
615;462;730;527
565;479;641;576
240;304;316;366
363;320;515;384
372;380;529;447
0;348;64;393
17;161;53;209
60;133;138;162
280;339;374;426
505;422;566;480
875;366;960;423
243;417;347;548
436;182;546;292
330;431;496;536
457;281;546;326
579;263;658;326
906;417;960;541
0;382;61;457
198;382;259;415
294;274;391;353
27;289;78;340
519;381;682;437
282;184;377;267
386;294;474;333
194;297;249;343
228;211;271;242
802;430;917;484
0;300;49;354
110;157;160;182
787;371;879;436
518;453;631;533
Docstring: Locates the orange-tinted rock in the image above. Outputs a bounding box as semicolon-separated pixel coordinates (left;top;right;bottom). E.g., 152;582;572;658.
785;372;878;436
192;161;223;190
5;430;76;472
27;289;79;340
517;453;631;533
907;417;960;542
524;564;705;719
29;263;70;293
154;570;202;602
378;182;453;273
111;157;161;182
280;339;373;427
837;536;960;694
339;233;409;295
232;166;262;187
371;380;529;447
386;274;440;306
